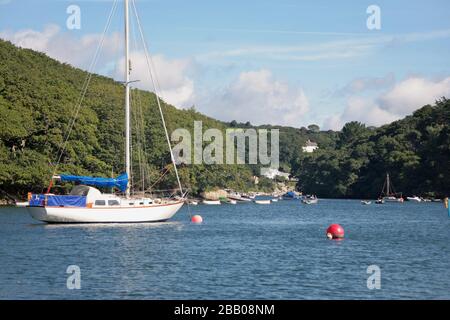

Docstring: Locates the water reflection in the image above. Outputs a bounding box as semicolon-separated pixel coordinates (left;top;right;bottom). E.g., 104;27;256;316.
38;221;184;230
2;200;450;299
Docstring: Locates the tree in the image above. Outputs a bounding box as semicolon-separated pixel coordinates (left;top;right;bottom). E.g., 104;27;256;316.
339;121;369;146
307;124;320;132
0;39;260;197
292;99;450;198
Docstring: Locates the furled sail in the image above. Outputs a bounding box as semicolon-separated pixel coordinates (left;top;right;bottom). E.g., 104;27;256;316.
59;173;128;192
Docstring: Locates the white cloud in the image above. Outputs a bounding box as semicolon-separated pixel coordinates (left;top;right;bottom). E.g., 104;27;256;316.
199;28;450;62
0;24;59;52
337;73;395;96
199;39;375;62
324;76;450;130
324;97;399;130
1;24;196;108
115;52;195;108
201;69;309;127
378;77;450;115
0;24;122;69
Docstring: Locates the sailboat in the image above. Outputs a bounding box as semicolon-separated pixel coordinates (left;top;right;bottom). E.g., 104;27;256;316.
377;173;403;203
301;195;318;204
406;196;422;202
26;0;185;223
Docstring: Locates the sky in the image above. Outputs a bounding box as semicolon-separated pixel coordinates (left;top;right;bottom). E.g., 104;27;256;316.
1;0;450;129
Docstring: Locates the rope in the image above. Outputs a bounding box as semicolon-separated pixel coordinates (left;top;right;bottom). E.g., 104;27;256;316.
130;88;147;194
46;0;119;191
131;0;184;195
135;91;149;191
129;21;151;194
148;166;171;190
0;188;19;202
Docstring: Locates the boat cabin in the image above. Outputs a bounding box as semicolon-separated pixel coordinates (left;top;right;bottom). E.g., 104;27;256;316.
29;185;156;208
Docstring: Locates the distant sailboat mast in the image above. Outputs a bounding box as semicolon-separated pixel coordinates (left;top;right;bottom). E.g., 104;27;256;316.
386;173;390;196
379;172;403;202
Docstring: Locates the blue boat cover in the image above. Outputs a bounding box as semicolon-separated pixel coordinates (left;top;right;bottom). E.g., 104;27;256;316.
29;194;86;207
283;191;299;199
59;173;128;192
47;195;86;207
29;194;45;206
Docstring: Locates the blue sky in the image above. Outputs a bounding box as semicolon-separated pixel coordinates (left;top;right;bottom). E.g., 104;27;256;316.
1;0;450;129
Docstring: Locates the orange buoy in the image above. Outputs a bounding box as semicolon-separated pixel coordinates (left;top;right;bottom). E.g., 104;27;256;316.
326;224;344;239
191;215;203;224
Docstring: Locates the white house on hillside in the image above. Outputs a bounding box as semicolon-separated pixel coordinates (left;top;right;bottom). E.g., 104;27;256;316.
261;168;290;180
302;140;318;153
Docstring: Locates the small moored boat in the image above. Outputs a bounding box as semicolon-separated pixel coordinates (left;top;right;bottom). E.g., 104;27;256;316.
406;196;422;202
202;200;221;205
254;200;271;205
228;192;252;202
282;191;301;200
187;199;198;205
379;173;403;203
15;201;29;207
302;195;318;204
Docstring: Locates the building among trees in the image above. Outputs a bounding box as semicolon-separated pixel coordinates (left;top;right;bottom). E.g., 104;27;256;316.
262;168;290;180
302;140;318;153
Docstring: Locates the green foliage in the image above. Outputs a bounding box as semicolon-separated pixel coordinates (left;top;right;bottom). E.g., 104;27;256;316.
0;39;259;197
247;124;338;172
339;121;368;146
307;124;320;132
2;39;448;200
292;98;450;198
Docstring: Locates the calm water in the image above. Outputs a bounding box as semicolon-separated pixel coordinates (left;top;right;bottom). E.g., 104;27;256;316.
0;199;449;299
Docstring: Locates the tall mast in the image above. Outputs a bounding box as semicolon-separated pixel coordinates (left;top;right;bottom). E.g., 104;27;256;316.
124;0;131;197
386;173;390;196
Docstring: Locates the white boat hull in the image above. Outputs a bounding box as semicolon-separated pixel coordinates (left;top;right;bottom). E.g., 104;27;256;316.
302;198;318;204
202;200;221;205
383;197;403;202
26;201;184;223
15;201;29;207
254;200;271;204
228;196;251;202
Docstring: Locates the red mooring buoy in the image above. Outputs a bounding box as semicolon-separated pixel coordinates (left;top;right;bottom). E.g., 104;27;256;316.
326;224;344;239
191;215;203;224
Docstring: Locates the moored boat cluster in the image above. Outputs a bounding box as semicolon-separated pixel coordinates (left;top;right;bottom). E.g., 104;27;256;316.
186;190;319;206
